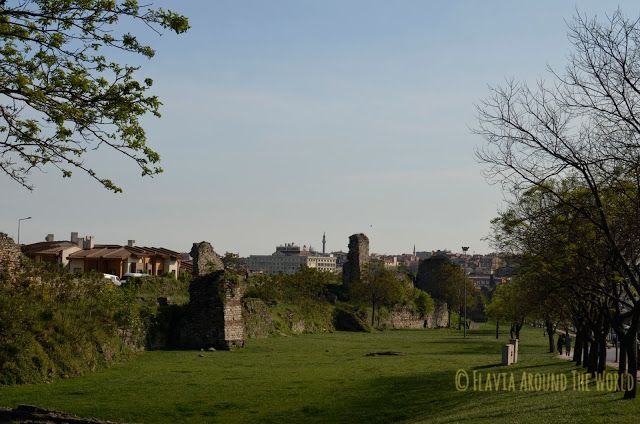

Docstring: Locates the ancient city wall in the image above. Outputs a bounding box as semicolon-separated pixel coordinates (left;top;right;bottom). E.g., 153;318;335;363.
382;302;450;329
342;233;369;289
0;232;21;276
178;242;246;350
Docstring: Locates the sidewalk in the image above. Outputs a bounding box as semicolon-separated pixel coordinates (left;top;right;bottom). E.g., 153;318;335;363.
556;346;629;373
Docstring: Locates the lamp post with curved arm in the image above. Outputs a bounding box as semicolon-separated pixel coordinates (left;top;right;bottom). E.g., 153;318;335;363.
17;216;32;245
462;246;470;338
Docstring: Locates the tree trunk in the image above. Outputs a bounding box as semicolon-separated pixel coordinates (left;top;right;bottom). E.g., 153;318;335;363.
457;307;462;330
573;329;583;365
618;335;627;392
582;338;590;369
587;337;599;375
623;317;638;400
623;335;637;399
596;333;607;375
545;320;555;353
371;300;375;327
495;319;499;339
515;318;523;339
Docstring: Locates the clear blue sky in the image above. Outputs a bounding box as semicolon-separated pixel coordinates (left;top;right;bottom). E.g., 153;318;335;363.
2;1;638;255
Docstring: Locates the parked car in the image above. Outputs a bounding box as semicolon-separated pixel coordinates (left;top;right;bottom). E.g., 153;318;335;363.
120;272;150;284
103;273;122;286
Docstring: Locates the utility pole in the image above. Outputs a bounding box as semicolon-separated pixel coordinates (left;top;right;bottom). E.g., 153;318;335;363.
462;246;469;338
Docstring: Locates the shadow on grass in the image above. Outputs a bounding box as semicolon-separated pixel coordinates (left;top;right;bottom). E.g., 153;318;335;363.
473;363;503;370
257;369;495;423
257;358;605;423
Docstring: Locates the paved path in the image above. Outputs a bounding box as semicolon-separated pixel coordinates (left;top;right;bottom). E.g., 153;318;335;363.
557;346;630;374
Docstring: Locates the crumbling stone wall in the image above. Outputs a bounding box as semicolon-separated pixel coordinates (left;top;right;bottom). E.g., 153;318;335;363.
383;306;425;329
242;298;274;338
0;232;21;276
179;242;245;350
220;274;245;348
342;233;369;289
382;302;450;329
190;241;224;276
426;302;449;328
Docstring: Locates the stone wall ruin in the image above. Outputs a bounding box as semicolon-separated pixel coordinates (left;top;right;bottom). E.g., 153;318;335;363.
342;233;369;289
0;232;21;276
179;241;245;350
190;241;224;276
381;302;449;329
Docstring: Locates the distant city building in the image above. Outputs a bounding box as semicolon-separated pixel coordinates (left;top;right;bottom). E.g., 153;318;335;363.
415;251;432;260
247;242;337;274
380;255;398;267
468;273;494;289
331;251;348;271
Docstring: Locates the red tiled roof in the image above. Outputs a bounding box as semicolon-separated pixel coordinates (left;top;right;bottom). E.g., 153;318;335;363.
67;245;182;260
140;247;181;258
22;241;79;256
68;247;135;260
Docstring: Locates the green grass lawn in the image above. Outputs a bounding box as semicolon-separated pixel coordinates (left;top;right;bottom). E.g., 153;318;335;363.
1;325;639;423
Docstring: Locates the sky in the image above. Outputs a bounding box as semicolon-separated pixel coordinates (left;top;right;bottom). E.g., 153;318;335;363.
2;1;639;256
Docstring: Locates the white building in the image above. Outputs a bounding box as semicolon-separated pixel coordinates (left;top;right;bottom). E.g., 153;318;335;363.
306;255;337;272
247;243;337;274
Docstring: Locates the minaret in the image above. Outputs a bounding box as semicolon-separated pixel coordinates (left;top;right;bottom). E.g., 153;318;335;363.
322;232;326;254
413;244;416;256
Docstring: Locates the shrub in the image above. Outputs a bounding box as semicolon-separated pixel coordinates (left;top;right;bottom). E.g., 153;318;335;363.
414;289;434;318
0;261;188;385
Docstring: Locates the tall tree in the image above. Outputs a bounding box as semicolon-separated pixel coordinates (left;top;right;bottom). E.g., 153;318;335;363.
0;1;189;192
350;261;405;326
476;9;640;398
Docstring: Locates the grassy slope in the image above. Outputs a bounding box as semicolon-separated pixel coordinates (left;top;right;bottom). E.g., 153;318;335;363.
1;325;639;423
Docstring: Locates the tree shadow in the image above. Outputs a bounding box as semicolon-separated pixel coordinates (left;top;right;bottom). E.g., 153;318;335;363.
257;369;493;423
472;363;503;370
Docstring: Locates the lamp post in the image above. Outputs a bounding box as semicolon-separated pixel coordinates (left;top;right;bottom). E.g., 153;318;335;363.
17;216;32;245
462;246;470;338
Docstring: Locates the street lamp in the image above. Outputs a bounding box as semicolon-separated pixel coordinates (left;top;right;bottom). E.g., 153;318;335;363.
462;246;470;338
17;216;32;245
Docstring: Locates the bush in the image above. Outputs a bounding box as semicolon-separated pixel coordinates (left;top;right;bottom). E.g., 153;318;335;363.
0;261;188;385
244;267;338;305
414;289;434;318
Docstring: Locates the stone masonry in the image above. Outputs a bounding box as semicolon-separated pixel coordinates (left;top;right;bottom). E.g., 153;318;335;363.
0;232;21;276
190;241;224;276
180;241;245;350
342;233;369;289
382;302;449;329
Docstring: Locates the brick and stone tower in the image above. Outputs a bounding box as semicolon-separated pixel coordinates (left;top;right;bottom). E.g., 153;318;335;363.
342;233;369;289
180;241;245;350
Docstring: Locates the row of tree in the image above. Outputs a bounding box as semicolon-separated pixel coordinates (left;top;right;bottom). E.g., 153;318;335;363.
477;10;640;399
